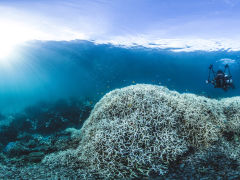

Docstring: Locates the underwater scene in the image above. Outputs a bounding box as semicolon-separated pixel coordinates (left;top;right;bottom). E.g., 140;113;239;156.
1;0;240;179
0;40;240;179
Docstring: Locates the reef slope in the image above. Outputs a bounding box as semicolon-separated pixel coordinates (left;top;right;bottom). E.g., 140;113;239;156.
42;84;240;179
1;84;240;179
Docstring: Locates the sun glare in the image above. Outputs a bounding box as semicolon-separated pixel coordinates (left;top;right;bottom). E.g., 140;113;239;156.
0;20;44;60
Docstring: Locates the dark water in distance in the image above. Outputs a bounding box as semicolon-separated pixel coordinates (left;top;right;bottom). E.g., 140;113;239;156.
1;40;240;113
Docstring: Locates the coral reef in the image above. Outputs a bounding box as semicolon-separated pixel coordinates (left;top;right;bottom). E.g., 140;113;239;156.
221;97;240;133
1;84;240;179
156;140;240;180
43;84;240;179
0;98;92;165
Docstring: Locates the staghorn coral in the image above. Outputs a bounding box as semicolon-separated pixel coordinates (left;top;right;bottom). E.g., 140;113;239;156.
43;84;240;179
221;97;240;133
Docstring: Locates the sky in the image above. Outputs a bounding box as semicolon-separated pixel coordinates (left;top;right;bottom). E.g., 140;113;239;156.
0;0;240;52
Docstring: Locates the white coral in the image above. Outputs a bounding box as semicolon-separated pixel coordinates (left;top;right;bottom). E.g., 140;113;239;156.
43;84;240;179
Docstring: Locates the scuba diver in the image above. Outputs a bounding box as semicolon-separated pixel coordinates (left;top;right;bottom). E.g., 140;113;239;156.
206;64;235;91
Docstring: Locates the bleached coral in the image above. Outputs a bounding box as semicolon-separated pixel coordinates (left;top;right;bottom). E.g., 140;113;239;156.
221;97;240;133
43;84;240;179
72;85;189;178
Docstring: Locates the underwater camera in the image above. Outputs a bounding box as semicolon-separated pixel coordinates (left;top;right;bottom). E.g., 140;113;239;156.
206;64;235;91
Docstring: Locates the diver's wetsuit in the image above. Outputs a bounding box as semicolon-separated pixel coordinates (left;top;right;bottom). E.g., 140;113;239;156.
214;70;225;89
214;70;234;91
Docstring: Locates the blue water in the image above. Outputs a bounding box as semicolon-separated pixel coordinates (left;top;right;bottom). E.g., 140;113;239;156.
1;40;240;113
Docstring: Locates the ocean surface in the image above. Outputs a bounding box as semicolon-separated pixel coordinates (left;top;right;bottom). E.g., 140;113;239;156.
1;40;240;114
0;40;240;179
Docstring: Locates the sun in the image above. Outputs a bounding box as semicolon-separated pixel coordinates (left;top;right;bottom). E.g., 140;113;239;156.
0;20;33;59
0;38;16;59
0;20;43;60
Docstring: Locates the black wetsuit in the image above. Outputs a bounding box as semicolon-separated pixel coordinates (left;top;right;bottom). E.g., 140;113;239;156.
214;71;234;91
214;70;225;89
